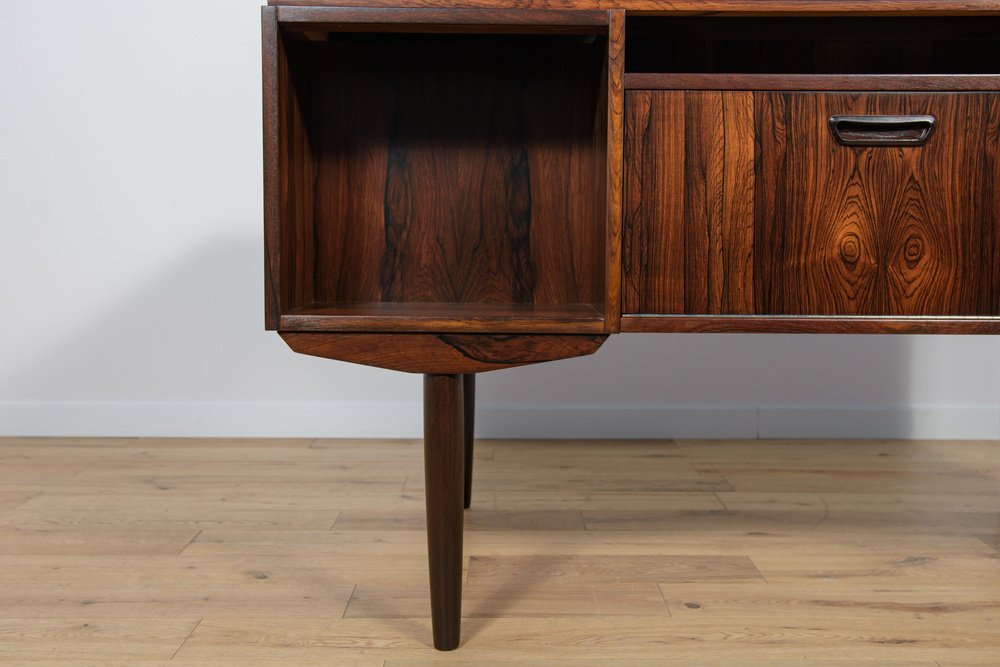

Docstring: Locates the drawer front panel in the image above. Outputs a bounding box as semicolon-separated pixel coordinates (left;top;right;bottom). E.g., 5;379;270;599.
623;90;1000;316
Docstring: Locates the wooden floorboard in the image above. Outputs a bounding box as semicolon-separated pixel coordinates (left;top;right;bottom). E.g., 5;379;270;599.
0;436;997;663
465;554;764;583
344;583;672;618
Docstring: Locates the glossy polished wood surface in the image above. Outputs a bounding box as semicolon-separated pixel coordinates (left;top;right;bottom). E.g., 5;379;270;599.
261;7;281;330
281;332;607;374
1;437;998;662
621;314;1000;333
624;90;755;315
279;303;605;334
423;376;466;650
276;6;611;29
757;92;1000;316
267;6;1000;338
320;37;599;309
624;90;1000;318
266;24;612;333
625;73;1000;90
272;0;1000;15
463;374;477;510
604;9;626;333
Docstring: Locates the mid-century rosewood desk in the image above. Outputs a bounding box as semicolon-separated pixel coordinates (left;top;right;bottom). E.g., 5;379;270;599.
262;0;1000;650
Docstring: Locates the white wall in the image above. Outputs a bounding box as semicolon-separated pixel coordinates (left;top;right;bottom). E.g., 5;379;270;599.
2;1;999;439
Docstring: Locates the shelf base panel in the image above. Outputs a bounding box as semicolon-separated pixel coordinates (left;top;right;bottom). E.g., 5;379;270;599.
281;332;608;373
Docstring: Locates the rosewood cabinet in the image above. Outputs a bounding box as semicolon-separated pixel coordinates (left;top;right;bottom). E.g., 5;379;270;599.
263;1;1000;650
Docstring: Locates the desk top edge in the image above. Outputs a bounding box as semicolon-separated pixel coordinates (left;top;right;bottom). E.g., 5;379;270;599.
268;0;1000;16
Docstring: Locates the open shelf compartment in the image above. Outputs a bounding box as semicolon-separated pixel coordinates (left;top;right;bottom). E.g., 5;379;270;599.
264;9;613;333
624;16;1000;90
626;16;1000;75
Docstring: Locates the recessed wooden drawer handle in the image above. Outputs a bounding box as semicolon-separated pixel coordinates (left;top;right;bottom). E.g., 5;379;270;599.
829;114;936;146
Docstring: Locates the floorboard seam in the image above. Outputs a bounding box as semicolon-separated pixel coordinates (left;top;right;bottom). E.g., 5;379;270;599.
169;618;202;661
714;491;729;511
343;584;358;618
176;529;202;555
656;582;673;617
10;491;42;511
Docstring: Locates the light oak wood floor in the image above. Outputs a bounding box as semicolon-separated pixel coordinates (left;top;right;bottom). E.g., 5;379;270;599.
0;437;997;665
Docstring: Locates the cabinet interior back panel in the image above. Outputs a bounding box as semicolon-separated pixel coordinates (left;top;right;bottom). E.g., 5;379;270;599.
281;34;608;310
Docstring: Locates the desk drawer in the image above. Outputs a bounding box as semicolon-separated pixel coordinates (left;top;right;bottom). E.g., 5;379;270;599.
623;91;1000;317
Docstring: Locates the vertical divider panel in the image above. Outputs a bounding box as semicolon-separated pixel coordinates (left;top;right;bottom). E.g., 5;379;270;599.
605;9;626;332
262;7;280;330
282;40;317;315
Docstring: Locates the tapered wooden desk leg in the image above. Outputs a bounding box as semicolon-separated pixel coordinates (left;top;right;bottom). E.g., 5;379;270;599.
423;374;465;651
462;374;476;510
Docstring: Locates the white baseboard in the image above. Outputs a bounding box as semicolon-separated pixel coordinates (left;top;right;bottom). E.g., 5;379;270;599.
758;405;1000;439
0;402;424;438
0;402;996;440
475;405;758;439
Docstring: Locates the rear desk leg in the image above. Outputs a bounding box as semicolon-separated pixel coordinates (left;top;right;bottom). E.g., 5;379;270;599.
423;373;465;650
463;374;476;510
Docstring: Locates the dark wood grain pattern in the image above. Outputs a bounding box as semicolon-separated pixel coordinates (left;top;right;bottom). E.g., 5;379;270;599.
262;7;280;331
625;91;1000;318
683;91;754;314
271;0;1000;16
273;30;610;332
604;9;626;332
756;92;1000;316
280;332;608;374
625;73;1000;91
622;315;1000;334
279;302;604;334
623;90;683;313
423;374;465;651
462;374;476;510
624;91;754;314
277;6;609;31
275;32;316;324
